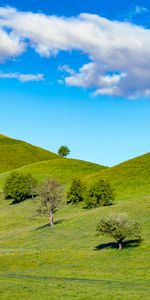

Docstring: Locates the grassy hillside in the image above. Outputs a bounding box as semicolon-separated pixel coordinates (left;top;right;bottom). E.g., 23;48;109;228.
0;134;59;174
85;152;150;199
0;137;150;200
0;136;149;299
1;151;149;200
0;158;106;191
0;193;149;299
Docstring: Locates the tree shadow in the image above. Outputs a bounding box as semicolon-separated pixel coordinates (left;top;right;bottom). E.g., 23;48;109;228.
35;219;65;230
10;195;35;205
95;239;142;250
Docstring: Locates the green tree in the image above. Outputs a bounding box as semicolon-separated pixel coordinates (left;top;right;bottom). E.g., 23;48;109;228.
38;179;63;226
97;213;142;250
58;145;70;157
67;178;86;204
3;172;37;203
85;179;115;208
26;173;38;199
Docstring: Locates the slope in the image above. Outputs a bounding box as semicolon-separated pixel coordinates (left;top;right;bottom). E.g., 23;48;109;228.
85;152;150;199
0;134;59;174
0;138;149;299
0;192;149;299
0;157;107;191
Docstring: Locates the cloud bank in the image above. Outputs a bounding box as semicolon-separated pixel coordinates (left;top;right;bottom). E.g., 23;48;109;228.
0;6;150;98
0;72;44;82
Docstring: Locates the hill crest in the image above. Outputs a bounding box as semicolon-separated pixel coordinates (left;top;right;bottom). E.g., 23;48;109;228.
0;133;59;174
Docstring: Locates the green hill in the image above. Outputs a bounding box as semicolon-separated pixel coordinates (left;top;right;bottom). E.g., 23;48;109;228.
85;152;150;199
0;134;59;174
0;134;149;200
0;158;106;191
0;135;149;299
0;134;107;190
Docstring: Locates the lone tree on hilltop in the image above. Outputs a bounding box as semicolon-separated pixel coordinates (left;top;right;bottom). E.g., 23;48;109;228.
58;145;70;157
85;179;115;208
38;179;63;226
67;177;86;205
96;213;142;250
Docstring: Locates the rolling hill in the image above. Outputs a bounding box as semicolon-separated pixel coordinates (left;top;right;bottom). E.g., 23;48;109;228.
0;134;149;199
0;134;59;174
0;134;149;299
0;134;107;190
85;152;150;199
0;157;107;191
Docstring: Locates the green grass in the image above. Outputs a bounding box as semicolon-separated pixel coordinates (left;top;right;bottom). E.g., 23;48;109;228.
85;152;150;199
1;150;150;200
0;157;106;192
0;194;149;299
0;135;150;299
0;134;59;174
0;134;106;191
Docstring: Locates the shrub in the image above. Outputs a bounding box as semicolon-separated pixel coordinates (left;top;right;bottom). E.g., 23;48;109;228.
85;179;115;208
3;171;37;203
67;178;86;204
97;213;142;250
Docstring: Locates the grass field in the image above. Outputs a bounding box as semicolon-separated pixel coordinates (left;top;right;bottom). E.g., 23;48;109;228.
0;193;149;299
0;135;150;299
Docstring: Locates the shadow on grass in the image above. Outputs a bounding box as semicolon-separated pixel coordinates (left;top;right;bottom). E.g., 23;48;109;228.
10;195;36;205
35;219;65;230
95;239;142;250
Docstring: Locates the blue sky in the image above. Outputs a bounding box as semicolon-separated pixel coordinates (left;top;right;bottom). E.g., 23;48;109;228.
0;0;150;166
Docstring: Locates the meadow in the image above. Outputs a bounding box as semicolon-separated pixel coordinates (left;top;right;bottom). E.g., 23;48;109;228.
0;194;149;299
0;135;150;299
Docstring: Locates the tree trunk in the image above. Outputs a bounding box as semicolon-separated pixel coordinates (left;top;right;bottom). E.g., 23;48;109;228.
118;242;122;250
49;208;53;227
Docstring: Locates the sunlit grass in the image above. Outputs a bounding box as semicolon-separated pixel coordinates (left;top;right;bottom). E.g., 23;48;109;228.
0;193;149;299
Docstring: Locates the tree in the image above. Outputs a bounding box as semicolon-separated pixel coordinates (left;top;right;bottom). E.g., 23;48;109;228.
67;178;86;204
26;173;38;199
38;179;63;226
85;179;115;208
3;171;37;203
97;213;142;250
58;145;70;157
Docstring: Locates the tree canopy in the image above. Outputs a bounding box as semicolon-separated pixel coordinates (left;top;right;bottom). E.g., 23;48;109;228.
85;179;115;208
67;177;86;204
38;179;63;226
58;145;70;157
97;213;142;249
3;171;37;203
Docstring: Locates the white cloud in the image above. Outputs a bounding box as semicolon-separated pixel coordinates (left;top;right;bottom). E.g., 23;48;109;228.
63;62;126;95
0;7;150;98
134;6;148;14
124;6;149;22
0;72;44;82
0;29;25;62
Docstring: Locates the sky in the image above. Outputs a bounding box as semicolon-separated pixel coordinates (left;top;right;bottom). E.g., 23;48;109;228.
0;0;150;166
